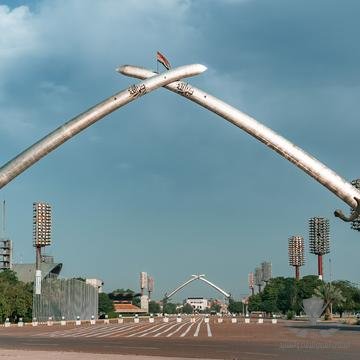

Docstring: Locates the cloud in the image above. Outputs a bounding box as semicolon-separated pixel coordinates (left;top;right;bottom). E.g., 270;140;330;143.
0;5;38;60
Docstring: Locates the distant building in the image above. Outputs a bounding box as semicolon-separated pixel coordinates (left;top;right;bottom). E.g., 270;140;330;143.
86;278;104;293
113;301;146;314
0;239;12;270
186;297;208;311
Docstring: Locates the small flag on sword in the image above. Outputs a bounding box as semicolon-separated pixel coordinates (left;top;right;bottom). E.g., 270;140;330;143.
157;51;171;70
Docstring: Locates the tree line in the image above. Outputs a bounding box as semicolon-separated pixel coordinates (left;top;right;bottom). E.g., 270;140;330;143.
243;276;360;319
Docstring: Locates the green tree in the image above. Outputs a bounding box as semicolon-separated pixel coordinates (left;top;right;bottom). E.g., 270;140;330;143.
248;294;262;312
332;281;360;317
182;303;194;314
314;282;345;320
98;293;114;316
148;301;161;314
0;270;33;322
210;303;221;313
163;302;177;314
228;299;243;314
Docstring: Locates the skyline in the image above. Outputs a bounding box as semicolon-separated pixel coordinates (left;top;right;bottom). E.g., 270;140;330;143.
0;0;359;301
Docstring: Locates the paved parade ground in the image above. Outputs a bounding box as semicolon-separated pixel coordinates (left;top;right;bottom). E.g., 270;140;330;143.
0;317;359;359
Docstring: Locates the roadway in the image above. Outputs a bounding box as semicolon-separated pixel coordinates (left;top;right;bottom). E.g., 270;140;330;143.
0;317;359;359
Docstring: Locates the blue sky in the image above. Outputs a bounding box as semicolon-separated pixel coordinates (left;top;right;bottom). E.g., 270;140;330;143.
0;0;359;301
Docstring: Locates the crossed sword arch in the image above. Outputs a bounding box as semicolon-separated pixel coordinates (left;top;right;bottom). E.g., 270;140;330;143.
0;61;359;223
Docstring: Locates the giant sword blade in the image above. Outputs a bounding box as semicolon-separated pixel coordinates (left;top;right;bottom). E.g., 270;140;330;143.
118;65;360;222
0;64;206;189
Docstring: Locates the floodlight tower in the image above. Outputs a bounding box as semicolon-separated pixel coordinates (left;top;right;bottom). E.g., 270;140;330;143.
254;267;263;293
33;202;51;294
288;236;305;280
248;272;255;296
351;179;360;231
33;202;52;268
261;261;272;285
309;217;330;280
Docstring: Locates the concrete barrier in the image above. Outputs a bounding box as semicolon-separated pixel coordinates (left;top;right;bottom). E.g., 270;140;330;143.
272;318;277;324
17;318;24;327
258;318;263;324
149;317;154;323
32;319;38;327
217;318;223;323
163;317;169;323
231;318;237;323
190;317;196;323
176;316;182;323
245;318;250;324
47;317;53;326
204;317;209;323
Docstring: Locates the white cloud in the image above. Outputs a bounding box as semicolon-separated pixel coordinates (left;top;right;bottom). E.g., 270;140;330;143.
0;5;39;60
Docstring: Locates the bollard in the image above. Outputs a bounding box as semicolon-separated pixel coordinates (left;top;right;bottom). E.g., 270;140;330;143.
32;317;38;327
245;317;250;324
149;314;154;323
176;315;182;323
117;315;123;324
47;317;53;326
231;315;237;324
75;316;81;326
204;315;209;324
190;317;196;323
258;314;263;324
163;316;169;323
60;316;66;326
5;318;10;327
272;315;277;324
134;314;139;323
103;314;110;324
17;318;24;327
217;317;223;323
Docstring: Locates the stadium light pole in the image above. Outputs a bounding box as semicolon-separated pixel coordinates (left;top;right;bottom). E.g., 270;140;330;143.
33;202;52;294
288;236;305;280
309;217;330;280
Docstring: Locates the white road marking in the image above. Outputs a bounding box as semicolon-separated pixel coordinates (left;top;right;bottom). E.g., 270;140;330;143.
104;323;151;337
138;323;170;337
180;319;198;337
60;325;122;337
96;323;142;337
194;319;203;337
153;323;179;337
126;323;167;337
206;322;212;337
166;322;187;337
